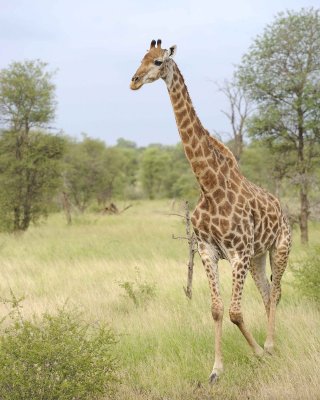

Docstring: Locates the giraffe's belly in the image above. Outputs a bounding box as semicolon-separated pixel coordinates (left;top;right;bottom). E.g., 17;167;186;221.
192;210;283;261
192;211;254;260
251;208;282;256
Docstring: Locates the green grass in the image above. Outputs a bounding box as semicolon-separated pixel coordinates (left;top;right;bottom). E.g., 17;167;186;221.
0;199;319;399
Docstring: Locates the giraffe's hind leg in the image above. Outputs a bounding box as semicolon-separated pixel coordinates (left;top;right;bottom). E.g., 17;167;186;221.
229;255;264;357
264;228;291;354
250;253;271;317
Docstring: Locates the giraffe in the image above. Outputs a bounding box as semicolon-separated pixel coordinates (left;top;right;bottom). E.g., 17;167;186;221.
130;39;291;383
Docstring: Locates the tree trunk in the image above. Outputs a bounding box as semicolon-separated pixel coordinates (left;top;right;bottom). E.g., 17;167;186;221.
299;185;309;245
274;177;281;199
234;133;243;163
20;170;33;231
13;207;21;231
21;204;31;231
62;191;72;225
297;102;309;244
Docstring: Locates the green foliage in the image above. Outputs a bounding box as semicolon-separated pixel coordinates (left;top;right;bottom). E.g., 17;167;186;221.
238;7;320;156
293;246;320;303
0;59;56;132
238;9;320;108
101;146;139;201
115;137;137;149
171;173;199;200
140;146;171;199
0;130;65;232
118;267;157;307
240;141;272;189
163;143;198;199
240;140;296;195
64;135;107;212
139;143;198;201
64;135;140;211
0;295;118;400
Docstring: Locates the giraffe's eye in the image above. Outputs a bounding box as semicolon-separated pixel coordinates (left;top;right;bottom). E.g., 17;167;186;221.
154;60;163;66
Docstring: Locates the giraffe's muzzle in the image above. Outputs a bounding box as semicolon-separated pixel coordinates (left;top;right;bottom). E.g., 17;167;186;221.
130;75;143;90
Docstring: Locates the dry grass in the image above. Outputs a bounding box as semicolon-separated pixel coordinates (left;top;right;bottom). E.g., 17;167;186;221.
0;200;319;399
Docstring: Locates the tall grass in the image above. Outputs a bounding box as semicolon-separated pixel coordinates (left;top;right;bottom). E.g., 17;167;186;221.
0;200;319;399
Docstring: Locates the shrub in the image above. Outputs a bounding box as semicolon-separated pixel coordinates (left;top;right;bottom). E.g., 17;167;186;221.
118;267;156;307
0;295;118;400
293;246;320;304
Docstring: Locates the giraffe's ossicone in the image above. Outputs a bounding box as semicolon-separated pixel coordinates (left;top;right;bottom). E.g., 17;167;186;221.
130;39;291;383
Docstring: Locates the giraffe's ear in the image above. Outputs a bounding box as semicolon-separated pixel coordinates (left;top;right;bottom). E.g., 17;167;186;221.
164;45;177;60
168;45;177;58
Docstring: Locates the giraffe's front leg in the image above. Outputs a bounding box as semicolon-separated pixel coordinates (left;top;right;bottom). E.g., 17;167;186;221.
197;242;224;384
209;311;223;384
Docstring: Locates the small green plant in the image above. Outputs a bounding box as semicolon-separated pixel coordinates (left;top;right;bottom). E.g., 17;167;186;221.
118;267;156;307
0;293;118;400
292;246;320;304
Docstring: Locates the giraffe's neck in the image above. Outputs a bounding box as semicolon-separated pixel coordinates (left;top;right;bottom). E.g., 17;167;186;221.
164;61;238;193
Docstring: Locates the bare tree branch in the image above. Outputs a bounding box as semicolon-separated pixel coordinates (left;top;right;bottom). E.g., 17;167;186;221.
216;77;253;162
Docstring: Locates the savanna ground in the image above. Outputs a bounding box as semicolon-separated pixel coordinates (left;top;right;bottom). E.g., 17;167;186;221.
0;200;319;400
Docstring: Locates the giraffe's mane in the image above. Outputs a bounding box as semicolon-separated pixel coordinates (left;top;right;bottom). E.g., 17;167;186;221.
207;135;240;169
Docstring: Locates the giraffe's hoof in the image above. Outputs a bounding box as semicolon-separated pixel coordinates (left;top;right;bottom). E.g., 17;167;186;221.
209;372;219;385
254;345;264;358
264;342;274;355
209;369;222;385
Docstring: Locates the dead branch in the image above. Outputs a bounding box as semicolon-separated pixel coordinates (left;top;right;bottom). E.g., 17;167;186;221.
119;204;133;214
172;201;198;300
167;213;185;218
172;234;188;240
102;203;132;215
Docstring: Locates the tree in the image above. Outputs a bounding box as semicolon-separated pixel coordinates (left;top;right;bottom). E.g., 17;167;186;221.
240;140;295;197
0;60;61;232
0;131;65;231
139;144;198;201
115;137;137;149
164;144;198;200
0;60;56;134
63;136;107;212
237;8;320;244
98;146;135;204
217;77;252;162
63;135;138;211
140;146;171;199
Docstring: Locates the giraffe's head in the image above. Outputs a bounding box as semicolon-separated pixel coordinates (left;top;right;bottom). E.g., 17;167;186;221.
130;39;177;90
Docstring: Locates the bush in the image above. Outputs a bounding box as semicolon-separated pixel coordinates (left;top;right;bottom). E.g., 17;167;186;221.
293;246;320;304
118;267;156;307
0;296;118;400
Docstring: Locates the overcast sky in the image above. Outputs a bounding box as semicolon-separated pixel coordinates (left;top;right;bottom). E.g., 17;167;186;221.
1;0;318;146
